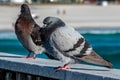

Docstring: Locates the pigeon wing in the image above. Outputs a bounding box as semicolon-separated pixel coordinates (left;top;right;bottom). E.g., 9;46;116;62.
50;26;112;67
30;24;42;46
50;26;85;56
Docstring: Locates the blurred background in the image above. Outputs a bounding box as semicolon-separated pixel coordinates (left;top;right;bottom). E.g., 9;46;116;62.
0;0;120;69
0;0;120;4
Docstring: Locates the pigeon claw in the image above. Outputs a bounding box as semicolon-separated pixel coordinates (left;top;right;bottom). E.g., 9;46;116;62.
21;56;27;58
56;64;70;71
21;56;36;59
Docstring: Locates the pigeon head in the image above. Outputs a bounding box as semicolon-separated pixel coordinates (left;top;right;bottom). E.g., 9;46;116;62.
43;17;65;28
21;4;30;14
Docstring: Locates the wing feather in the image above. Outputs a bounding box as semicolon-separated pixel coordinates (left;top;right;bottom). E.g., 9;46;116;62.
31;24;42;46
50;26;84;55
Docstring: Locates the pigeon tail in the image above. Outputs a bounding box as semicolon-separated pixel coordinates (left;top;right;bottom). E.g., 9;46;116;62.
77;50;112;68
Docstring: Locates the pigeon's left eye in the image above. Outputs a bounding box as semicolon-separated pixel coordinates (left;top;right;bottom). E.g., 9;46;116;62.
48;21;52;24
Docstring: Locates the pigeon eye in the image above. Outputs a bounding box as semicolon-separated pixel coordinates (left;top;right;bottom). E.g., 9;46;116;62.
48;21;53;24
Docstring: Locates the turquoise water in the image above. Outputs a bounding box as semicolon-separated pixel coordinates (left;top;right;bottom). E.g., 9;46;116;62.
0;28;120;69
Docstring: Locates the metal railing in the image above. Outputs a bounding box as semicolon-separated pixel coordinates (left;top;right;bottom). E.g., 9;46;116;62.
0;52;120;80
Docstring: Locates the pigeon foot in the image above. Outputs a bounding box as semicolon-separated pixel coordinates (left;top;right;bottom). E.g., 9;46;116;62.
21;56;36;59
56;64;70;71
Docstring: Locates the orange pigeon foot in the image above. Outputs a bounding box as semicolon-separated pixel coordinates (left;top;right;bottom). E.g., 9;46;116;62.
56;64;70;71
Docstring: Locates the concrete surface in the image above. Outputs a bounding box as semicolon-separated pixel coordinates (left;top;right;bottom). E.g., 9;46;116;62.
1;5;120;31
0;52;120;80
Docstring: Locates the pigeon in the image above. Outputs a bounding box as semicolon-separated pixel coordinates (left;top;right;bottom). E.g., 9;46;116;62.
15;4;45;59
40;16;112;70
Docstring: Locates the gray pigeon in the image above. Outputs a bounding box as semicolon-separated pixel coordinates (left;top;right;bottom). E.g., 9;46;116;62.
15;4;45;59
40;16;112;70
